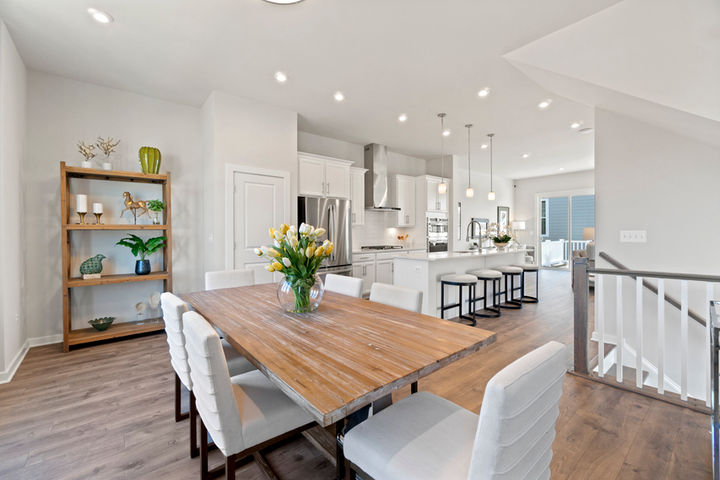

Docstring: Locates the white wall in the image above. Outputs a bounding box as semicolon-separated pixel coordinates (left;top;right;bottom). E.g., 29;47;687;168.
24;71;203;337
512;169;594;245
451;155;514;251
202;91;298;272
595;108;720;399
0;22;27;377
298;131;363;166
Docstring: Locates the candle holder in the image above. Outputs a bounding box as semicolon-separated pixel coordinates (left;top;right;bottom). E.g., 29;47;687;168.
77;212;87;225
94;212;103;225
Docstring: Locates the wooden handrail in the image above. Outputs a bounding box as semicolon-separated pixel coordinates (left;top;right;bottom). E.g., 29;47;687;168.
597;251;708;327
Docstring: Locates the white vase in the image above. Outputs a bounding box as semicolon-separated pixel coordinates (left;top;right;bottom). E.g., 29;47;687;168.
102;162;112;171
81;161;93;169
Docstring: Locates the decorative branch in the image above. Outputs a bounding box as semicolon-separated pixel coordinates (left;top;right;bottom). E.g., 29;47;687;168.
96;137;120;158
78;141;96;161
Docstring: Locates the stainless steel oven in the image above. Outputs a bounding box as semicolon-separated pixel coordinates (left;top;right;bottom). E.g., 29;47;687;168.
427;214;448;252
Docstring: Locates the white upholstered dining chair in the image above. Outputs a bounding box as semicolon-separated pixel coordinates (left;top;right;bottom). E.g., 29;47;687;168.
344;341;567;480
205;269;255;290
369;283;423;313
160;292;256;458
182;310;316;479
325;273;363;298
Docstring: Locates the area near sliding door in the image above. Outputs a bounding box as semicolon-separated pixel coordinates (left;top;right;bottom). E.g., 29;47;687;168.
535;188;594;270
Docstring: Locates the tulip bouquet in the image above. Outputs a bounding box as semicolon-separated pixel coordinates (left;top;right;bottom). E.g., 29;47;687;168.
255;223;334;313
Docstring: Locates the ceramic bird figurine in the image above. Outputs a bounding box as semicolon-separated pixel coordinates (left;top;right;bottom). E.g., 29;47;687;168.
80;254;106;276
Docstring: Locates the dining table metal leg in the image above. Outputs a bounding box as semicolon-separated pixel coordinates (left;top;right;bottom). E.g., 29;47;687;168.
336;418;346;480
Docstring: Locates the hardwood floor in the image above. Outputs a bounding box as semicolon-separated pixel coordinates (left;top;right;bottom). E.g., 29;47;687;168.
0;270;711;479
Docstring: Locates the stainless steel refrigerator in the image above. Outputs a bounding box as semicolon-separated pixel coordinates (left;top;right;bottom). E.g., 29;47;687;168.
298;196;353;276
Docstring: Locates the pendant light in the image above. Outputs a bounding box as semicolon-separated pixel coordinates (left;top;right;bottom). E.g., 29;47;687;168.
487;133;496;201
437;113;448;194
465;124;474;198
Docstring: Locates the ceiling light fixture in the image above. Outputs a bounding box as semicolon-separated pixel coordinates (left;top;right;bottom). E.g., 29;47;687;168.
398;113;408;123
465;124;474;198
558;167;566;171
487;133;495;201
437;113;448;195
477;87;490;98
87;8;113;24
274;71;288;83
570;121;582;129
480;143;488;149
521;153;530;159
334;91;345;102
442;129;451;137
537;99;552;109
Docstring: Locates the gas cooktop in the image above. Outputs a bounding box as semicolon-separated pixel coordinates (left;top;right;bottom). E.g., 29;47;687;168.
360;245;404;251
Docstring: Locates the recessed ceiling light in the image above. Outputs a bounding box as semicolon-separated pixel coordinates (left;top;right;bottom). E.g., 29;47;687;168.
558;167;565;171
477;87;490;98
570;121;582;129
521;153;530;159
537;99;552;109
262;0;305;4
274;71;288;83
398;113;408;123
442;129;451;137
87;8;113;24
480;143;488;149
334;91;345;102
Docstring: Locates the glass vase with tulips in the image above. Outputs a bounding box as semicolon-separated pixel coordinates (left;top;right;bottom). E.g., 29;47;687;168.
255;223;334;313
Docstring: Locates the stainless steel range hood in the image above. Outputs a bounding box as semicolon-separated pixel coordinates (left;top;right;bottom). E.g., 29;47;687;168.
364;143;401;211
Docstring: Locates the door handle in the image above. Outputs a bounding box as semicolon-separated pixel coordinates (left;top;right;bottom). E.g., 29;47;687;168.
327;182;330;195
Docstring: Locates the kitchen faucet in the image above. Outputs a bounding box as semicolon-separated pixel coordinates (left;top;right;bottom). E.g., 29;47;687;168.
465;219;484;250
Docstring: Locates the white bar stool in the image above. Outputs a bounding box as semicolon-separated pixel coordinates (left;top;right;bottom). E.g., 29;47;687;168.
494;266;523;309
467;269;502;318
440;274;478;326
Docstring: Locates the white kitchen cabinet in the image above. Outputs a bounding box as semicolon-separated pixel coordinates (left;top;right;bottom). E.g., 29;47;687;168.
352;262;375;296
349;167;367;226
298;152;352;199
417;175;448;213
375;260;393;285
395;174;416;227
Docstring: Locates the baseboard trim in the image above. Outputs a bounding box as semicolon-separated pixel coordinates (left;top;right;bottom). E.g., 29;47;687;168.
0;340;29;384
0;334;63;384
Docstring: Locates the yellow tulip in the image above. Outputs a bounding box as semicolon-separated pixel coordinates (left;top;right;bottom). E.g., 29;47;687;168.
315;246;324;257
325;243;334;255
269;227;276;239
305;246;314;258
265;264;275;272
272;261;283;271
314;227;326;237
280;223;290;235
253;247;262;256
269;249;281;258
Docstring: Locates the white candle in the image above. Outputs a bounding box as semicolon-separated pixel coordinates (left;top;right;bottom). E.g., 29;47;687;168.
93;202;103;214
76;194;88;213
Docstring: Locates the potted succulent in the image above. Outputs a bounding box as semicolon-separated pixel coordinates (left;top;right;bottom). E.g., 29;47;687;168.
116;234;166;275
255;223;334;313
147;200;166;225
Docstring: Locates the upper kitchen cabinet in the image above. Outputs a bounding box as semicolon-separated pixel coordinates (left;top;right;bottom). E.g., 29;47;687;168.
349;167;367;226
417;175;448;213
298;152;352;199
395;174;416;227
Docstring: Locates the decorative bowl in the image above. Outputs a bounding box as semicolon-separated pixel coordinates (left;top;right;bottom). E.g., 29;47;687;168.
88;316;115;331
493;241;509;248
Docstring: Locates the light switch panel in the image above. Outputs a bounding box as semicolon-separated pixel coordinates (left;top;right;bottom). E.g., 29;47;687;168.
620;230;647;243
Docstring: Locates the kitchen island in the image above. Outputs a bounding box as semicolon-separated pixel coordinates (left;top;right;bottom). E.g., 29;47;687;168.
394;248;527;317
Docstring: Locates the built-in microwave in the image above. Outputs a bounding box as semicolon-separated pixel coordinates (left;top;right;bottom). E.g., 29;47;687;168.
427;214;448;252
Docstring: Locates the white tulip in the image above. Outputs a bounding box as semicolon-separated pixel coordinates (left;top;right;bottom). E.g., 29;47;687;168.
306;246;314;258
299;223;308;234
254;247;262;256
282;257;292;268
274;239;281;248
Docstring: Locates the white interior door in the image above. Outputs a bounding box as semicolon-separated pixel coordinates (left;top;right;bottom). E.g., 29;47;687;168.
233;171;287;284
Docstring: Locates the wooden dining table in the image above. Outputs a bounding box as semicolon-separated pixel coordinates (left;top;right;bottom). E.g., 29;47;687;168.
181;283;496;478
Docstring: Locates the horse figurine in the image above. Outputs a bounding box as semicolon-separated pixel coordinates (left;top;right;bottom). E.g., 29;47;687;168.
121;192;149;224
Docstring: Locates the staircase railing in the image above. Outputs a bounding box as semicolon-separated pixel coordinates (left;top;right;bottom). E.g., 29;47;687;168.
710;300;720;480
573;255;720;410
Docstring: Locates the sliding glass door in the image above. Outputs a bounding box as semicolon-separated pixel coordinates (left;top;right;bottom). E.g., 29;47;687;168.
538;191;594;270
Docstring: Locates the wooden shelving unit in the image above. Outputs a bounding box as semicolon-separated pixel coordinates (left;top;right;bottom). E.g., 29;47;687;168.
60;162;172;351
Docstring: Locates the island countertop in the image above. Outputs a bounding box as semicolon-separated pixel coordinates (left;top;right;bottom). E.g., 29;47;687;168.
399;248;527;262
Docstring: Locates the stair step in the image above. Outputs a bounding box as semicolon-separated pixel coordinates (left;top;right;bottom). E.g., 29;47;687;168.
605;365;649;383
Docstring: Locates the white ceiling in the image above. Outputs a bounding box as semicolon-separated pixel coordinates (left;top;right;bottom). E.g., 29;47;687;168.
0;0;622;178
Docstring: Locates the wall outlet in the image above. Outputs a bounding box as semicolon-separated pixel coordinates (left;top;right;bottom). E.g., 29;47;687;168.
620;230;647;243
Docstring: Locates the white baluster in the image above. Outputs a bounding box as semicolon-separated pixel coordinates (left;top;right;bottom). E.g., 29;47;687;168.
636;276;644;388
680;280;688;401
616;275;624;383
597;275;605;377
706;282;714;407
657;279;665;394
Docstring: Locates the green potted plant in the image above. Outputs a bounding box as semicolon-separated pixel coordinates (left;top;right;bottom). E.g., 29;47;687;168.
492;233;512;248
147;200;165;225
116;234;166;275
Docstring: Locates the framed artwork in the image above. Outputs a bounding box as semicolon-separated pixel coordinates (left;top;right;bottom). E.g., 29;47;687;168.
497;206;510;231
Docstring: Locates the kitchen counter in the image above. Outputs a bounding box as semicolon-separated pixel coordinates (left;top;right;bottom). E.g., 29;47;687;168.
393;248;528;316
353;247;425;254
